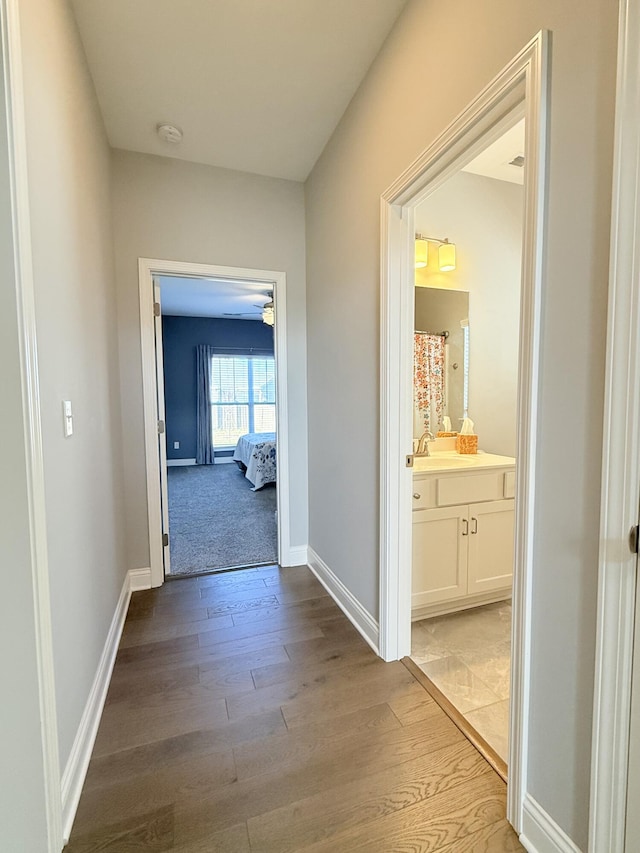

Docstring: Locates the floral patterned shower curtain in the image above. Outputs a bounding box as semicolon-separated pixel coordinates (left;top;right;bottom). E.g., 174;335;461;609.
414;332;445;434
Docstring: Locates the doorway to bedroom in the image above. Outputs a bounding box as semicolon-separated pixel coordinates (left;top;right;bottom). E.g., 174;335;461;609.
155;271;280;577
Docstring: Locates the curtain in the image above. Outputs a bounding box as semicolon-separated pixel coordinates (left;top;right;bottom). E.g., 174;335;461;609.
414;333;445;434
196;344;215;465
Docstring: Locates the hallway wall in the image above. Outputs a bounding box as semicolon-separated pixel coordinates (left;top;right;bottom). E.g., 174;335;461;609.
111;150;308;568
20;0;128;771
304;0;616;847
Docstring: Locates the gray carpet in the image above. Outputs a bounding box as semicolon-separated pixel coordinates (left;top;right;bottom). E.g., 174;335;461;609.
167;464;277;575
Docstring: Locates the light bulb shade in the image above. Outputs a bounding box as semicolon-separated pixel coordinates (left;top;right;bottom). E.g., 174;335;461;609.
262;301;275;326
438;241;456;272
415;238;428;269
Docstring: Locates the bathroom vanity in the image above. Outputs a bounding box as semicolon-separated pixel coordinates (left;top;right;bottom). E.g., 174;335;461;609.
412;451;516;620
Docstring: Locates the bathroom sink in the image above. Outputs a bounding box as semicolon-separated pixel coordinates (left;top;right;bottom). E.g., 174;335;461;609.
414;455;473;470
413;451;517;473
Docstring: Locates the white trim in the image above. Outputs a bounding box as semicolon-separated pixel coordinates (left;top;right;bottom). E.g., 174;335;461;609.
61;568;151;843
378;31;548;836
521;795;582;853
520;794;584;853
1;0;63;848
589;1;640;850
287;545;308;566
129;567;152;592
139;259;295;586
167;458;197;467
213;457;235;465
307;547;379;654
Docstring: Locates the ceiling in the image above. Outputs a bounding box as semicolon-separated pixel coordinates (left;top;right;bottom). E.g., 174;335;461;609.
159;276;272;319
70;0;407;182
462;119;526;185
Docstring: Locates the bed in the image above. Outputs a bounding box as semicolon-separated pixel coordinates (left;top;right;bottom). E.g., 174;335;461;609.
233;432;277;490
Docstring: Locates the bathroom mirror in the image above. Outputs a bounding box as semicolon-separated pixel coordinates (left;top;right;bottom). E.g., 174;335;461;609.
414;287;469;435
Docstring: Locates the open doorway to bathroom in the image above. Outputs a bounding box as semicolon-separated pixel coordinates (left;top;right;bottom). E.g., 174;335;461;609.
409;121;525;773
157;274;278;577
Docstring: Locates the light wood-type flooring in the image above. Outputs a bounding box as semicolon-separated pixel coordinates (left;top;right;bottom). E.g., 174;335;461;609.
65;565;523;852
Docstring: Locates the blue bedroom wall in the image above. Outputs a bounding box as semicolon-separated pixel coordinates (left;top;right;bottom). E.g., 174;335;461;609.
162;315;275;460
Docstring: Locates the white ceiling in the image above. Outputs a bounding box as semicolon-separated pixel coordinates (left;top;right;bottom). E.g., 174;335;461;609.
462;119;526;185
159;275;272;319
70;0;407;182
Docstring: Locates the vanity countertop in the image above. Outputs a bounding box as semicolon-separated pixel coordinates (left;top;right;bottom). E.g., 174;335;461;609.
413;450;516;474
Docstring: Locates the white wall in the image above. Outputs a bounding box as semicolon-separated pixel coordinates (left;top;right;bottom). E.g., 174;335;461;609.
111;150;308;570
415;171;524;457
305;0;616;847
20;0;128;771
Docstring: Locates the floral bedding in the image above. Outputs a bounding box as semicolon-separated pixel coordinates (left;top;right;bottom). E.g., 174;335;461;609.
233;432;277;490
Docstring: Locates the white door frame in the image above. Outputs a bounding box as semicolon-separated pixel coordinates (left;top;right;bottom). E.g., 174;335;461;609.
589;1;640;849
379;31;548;835
0;0;63;848
139;258;291;587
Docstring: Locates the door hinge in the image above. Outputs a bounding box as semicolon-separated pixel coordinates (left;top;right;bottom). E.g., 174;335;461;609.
153;302;161;317
162;533;169;547
630;525;639;555
158;420;165;434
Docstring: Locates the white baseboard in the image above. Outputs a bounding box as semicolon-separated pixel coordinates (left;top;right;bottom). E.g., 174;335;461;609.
307;547;379;654
129;566;152;591
60;567;151;842
214;456;235;465
520;794;583;853
283;545;308;567
167;458;196;467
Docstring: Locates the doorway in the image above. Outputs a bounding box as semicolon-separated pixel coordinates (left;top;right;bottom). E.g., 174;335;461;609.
409;124;525;774
139;258;293;587
378;33;548;834
156;274;279;576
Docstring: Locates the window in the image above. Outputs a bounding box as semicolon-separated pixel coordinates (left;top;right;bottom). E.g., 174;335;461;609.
210;355;276;448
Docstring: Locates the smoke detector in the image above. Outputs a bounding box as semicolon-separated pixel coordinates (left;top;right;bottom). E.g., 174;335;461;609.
157;123;183;144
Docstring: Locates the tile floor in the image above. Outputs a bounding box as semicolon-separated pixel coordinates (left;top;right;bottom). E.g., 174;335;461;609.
411;600;511;762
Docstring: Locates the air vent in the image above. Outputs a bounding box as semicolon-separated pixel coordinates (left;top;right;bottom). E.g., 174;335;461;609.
509;154;525;168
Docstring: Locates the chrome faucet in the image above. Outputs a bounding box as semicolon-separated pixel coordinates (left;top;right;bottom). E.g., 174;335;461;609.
416;430;435;455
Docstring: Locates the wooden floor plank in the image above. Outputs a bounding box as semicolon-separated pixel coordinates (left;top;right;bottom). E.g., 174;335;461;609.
64;567;522;853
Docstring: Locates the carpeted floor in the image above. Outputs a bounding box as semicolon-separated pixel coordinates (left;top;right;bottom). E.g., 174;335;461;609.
167;463;278;575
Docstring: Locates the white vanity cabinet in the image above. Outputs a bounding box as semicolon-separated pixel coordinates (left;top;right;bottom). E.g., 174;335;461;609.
412;456;516;619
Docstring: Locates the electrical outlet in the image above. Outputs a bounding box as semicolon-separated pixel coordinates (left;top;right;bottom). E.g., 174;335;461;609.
173;441;180;449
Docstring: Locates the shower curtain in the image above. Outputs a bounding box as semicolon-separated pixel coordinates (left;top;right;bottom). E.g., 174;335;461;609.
414;332;445;435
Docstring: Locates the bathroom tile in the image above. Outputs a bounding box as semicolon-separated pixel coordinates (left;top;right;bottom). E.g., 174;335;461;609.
464;699;510;763
459;649;511;701
422;603;512;659
410;623;448;663
418;655;501;714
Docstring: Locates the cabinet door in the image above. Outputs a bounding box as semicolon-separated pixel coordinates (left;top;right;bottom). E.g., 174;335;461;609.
412;506;468;608
467;499;515;595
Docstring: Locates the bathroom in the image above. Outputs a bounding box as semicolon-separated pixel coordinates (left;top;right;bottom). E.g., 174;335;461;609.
410;120;525;771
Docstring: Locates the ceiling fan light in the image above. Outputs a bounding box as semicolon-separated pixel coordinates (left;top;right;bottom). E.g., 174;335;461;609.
262;300;275;326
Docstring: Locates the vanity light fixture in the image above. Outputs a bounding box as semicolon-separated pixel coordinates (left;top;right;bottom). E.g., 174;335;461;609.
415;237;428;269
415;233;457;272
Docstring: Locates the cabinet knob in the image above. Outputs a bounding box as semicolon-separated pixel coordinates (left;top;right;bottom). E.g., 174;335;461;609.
413;493;421;500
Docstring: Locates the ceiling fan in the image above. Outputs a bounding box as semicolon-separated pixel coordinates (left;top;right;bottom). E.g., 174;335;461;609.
224;292;274;324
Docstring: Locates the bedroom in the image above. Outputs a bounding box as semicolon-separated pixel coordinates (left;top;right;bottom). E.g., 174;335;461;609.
159;273;280;576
